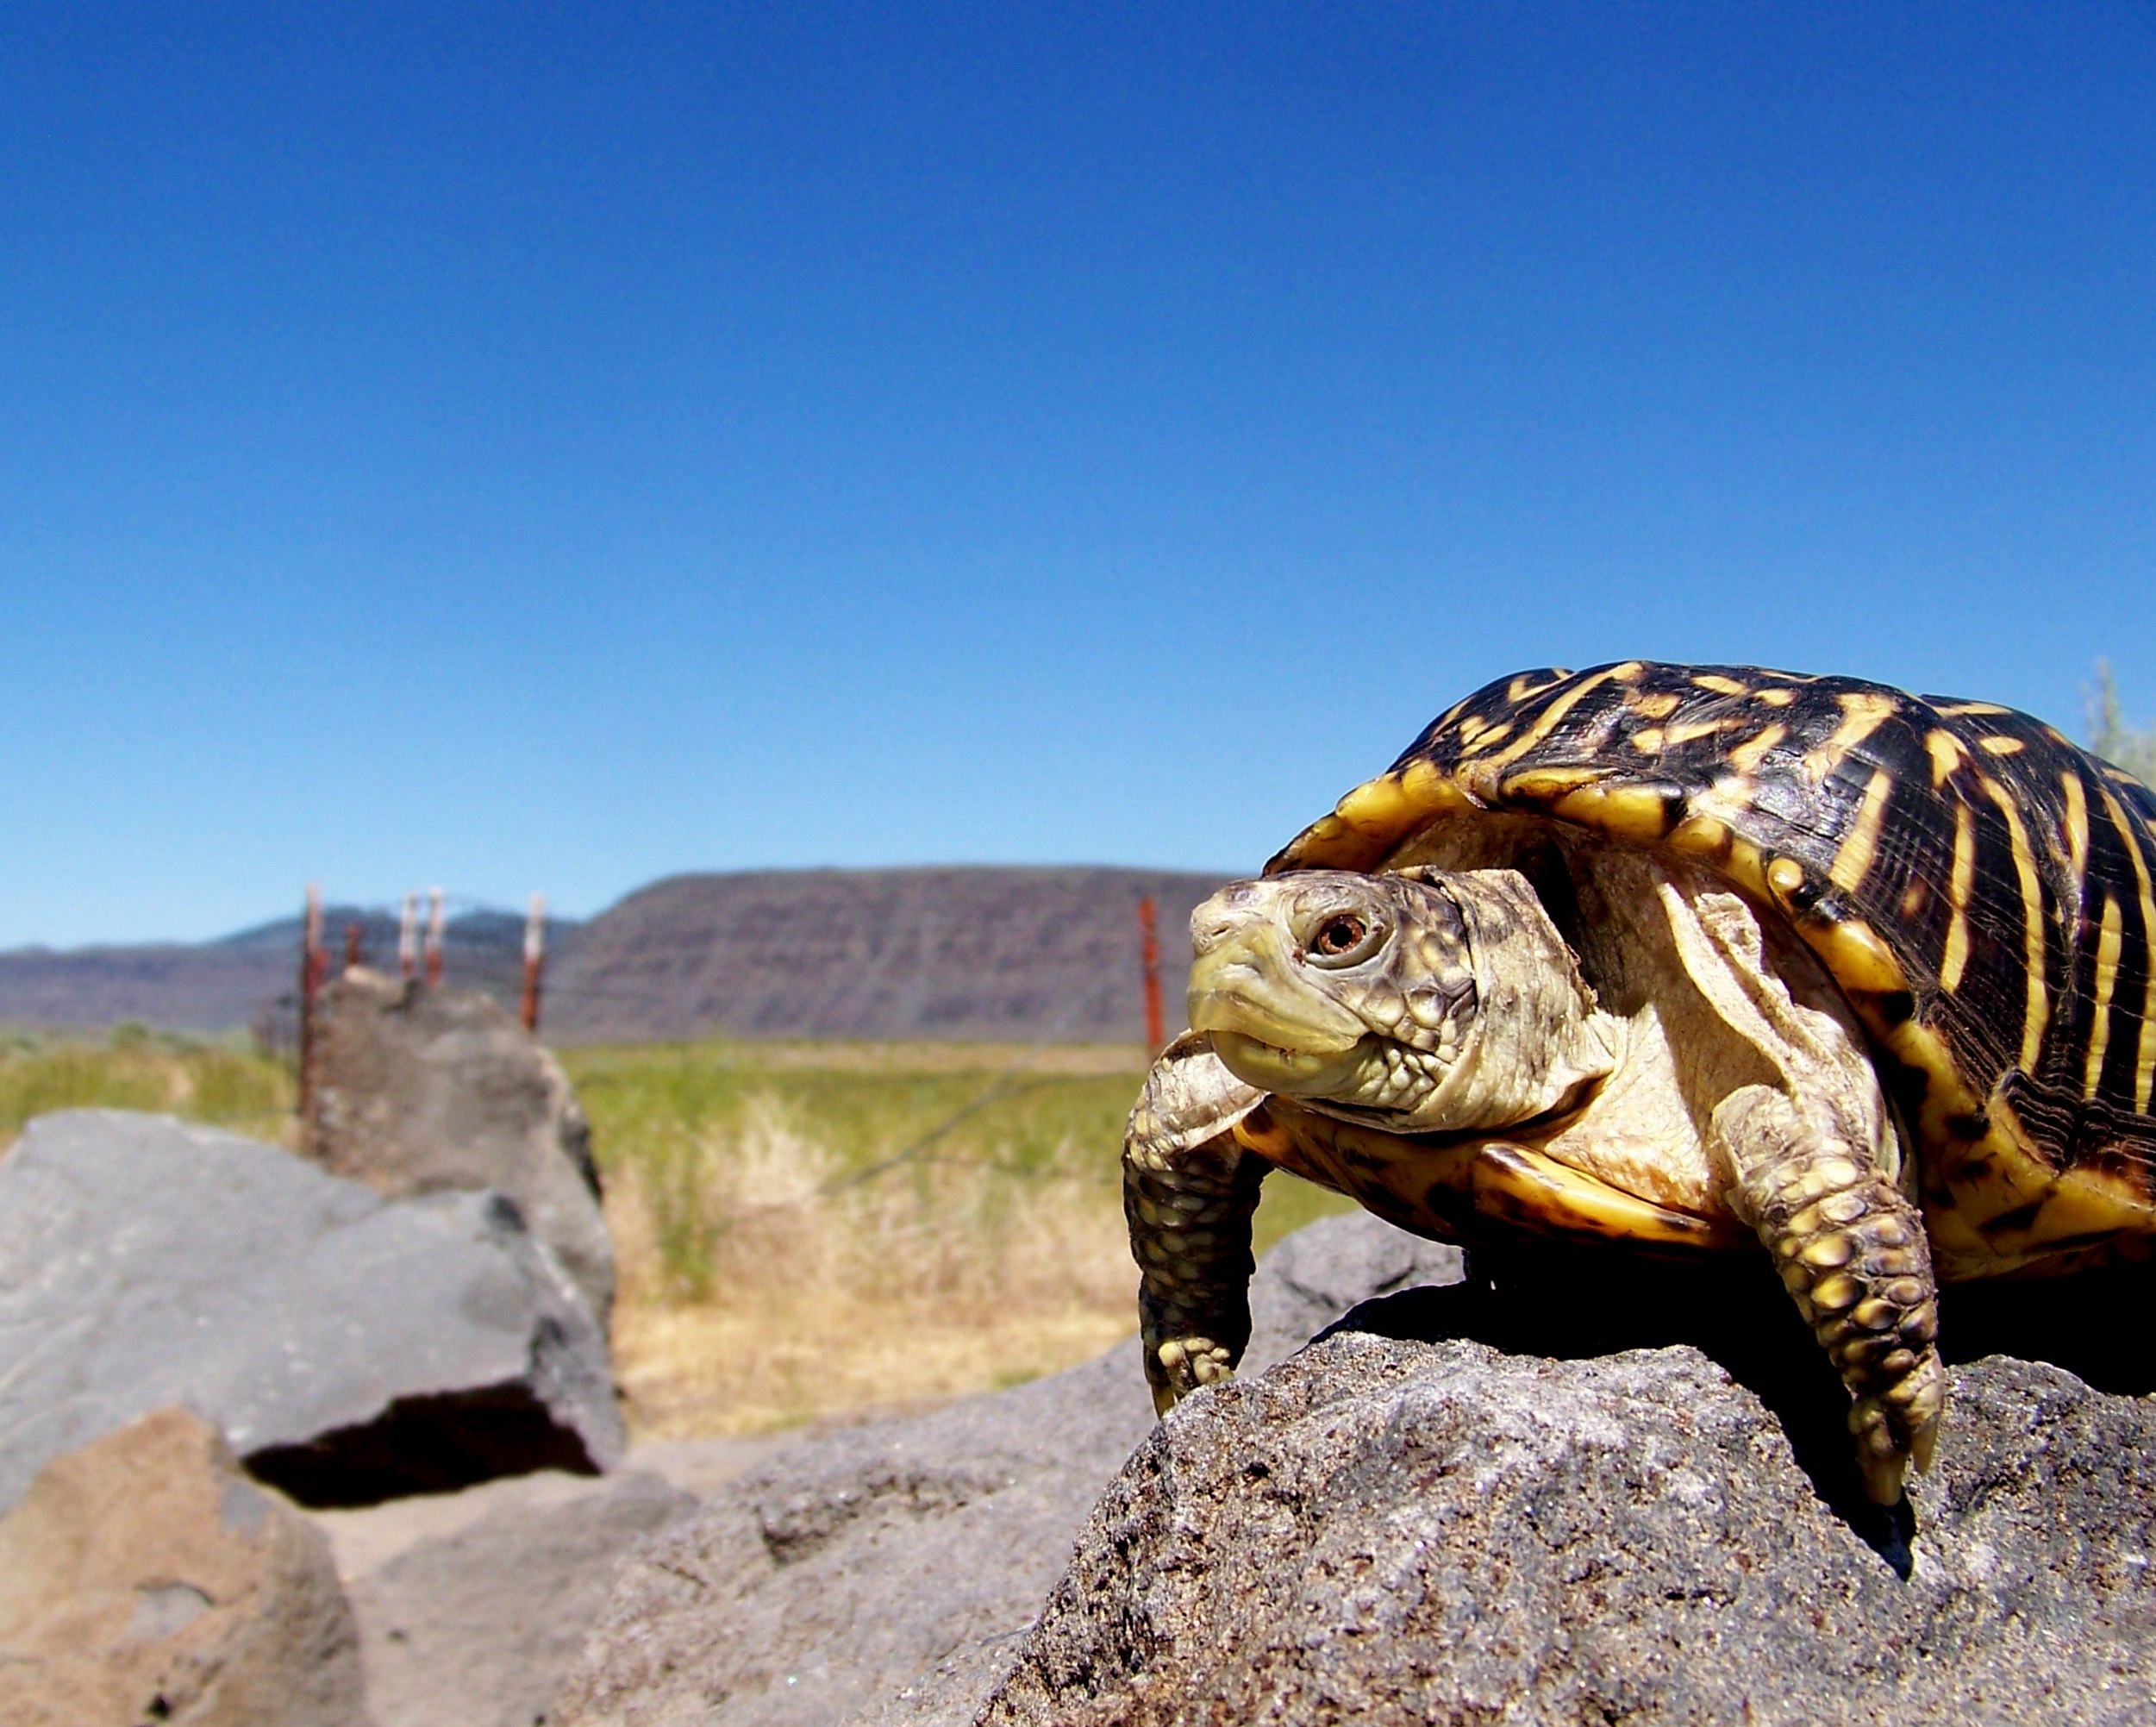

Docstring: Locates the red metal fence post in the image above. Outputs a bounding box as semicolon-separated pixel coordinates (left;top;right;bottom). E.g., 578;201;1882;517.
424;886;445;986
521;892;546;1034
1139;896;1165;1051
297;883;325;1126
343;922;362;971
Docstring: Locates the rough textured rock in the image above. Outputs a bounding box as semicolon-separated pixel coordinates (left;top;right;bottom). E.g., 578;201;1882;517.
346;1471;693;1727
0;1405;367;1727
985;1334;2156;1726
554;1343;1155;1727
306;969;614;1323
0;1110;623;1511
303;1441;784;1727
309;1437;784;1583
1240;1210;1465;1376
553;1213;1453;1727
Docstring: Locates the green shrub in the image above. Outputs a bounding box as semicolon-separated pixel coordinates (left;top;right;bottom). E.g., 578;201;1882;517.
2087;660;2156;785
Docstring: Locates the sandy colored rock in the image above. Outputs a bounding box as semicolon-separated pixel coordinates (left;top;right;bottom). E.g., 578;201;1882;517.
306;969;614;1322
0;1405;367;1727
984;1334;2156;1726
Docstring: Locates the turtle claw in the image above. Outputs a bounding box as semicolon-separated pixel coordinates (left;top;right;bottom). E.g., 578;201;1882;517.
1849;1397;1909;1506
1848;1355;1944;1505
1909;1416;1939;1477
1127;1042;1267;1424
1151;1335;1237;1411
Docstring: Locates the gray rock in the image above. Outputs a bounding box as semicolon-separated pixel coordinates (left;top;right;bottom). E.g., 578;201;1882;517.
0;1405;368;1727
1241;1211;1464;1375
347;1471;693;1727
553;1212;1459;1727
0;1110;623;1511
309;1436;788;1583
306;971;615;1323
984;1334;2156;1726
554;1343;1156;1727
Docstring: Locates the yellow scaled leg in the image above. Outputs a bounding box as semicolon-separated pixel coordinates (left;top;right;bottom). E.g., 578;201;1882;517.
1124;1034;1270;1412
1715;1086;1944;1505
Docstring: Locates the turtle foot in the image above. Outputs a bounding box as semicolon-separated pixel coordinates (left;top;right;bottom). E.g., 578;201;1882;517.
1150;1334;1237;1411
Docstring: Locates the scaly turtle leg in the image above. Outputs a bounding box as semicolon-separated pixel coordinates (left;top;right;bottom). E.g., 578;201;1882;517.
1124;1032;1271;1412
1667;884;1944;1505
1715;1086;1942;1505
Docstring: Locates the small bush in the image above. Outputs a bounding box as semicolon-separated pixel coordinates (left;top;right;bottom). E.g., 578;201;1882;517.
2087;660;2156;785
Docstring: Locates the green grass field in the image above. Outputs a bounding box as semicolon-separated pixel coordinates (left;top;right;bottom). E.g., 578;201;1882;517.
0;1027;293;1148
561;1038;1345;1298
0;1030;1348;1436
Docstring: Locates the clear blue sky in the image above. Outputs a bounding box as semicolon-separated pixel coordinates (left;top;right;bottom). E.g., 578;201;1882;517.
3;3;2152;947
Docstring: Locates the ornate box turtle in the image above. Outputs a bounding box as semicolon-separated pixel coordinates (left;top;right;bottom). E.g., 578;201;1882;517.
1126;660;2156;1504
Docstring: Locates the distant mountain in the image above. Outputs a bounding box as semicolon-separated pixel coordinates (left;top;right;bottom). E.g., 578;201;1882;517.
541;867;1229;1044
0;867;1231;1044
0;940;297;1037
0;909;583;1038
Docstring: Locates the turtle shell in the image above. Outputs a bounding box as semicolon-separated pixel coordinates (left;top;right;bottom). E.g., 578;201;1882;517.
1268;660;2156;1274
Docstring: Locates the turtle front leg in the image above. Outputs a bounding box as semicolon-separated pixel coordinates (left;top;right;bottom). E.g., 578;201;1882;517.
1714;1086;1944;1505
1124;1032;1272;1413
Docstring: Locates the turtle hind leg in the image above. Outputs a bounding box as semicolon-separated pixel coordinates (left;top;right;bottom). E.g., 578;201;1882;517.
1125;1033;1272;1413
1715;1085;1944;1505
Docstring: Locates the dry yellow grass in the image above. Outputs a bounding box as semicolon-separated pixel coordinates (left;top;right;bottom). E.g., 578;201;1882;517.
595;1089;1136;1434
565;1040;1349;1438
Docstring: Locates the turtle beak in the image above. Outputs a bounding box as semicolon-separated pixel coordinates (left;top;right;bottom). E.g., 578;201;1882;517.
1186;883;1367;1063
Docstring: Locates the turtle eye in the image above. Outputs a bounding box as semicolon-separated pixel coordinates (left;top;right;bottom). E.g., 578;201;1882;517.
1306;911;1382;968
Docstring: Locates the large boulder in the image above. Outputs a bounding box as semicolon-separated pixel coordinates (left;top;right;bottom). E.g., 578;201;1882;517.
984;1333;2156;1725
0;1110;623;1511
562;1214;2156;1727
553;1212;1456;1727
306;970;614;1322
0;1405;367;1727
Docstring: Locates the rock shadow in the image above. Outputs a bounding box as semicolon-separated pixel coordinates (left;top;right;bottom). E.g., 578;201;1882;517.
243;1382;605;1508
1313;1244;2156;1574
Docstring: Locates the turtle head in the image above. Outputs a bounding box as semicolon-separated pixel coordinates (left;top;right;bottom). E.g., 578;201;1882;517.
1186;867;1614;1133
